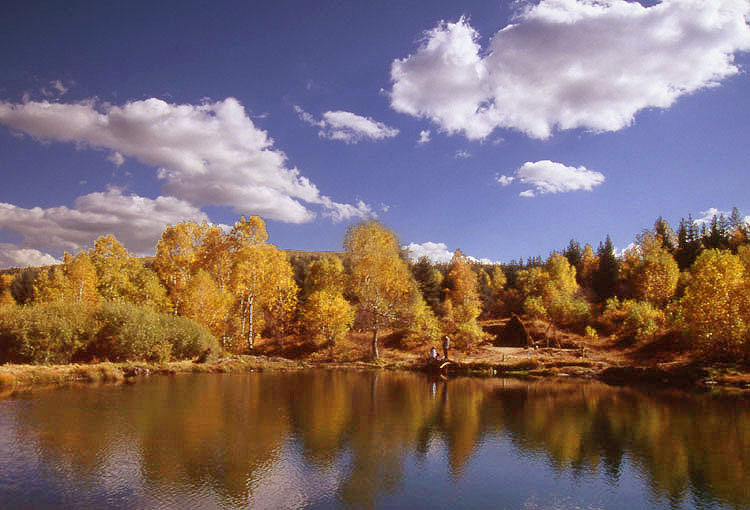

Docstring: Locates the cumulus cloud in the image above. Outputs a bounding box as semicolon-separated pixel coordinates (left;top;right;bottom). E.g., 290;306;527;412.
404;241;500;265
0;244;60;269
405;241;455;263
693;207;750;225
320;198;375;223
0;187;211;256
519;190;536;198
390;1;750;140
295;105;399;143
518;160;604;195
0;97;371;223
497;175;514;186
417;129;431;144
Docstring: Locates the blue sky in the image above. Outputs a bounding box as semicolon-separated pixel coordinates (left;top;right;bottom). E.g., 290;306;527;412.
1;0;749;268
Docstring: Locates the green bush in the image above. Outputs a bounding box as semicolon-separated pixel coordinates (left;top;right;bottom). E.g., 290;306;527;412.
94;302;172;362
0;302;96;363
0;301;218;364
94;302;218;362
601;298;664;342
547;294;591;330
160;314;219;360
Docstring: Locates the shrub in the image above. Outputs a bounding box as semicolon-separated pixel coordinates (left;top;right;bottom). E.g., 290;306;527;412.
547;294;591;330
584;326;598;339
0;302;96;363
160;314;219;360
622;301;664;342
94;302;218;362
600;298;665;342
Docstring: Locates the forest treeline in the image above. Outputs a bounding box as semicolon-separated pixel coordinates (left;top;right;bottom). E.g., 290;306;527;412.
1;208;749;364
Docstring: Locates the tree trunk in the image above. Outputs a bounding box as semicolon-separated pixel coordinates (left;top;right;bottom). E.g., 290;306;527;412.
247;297;254;351
371;329;379;360
329;336;335;361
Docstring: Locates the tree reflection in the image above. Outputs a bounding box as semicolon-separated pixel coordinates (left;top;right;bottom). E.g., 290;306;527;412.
6;371;749;509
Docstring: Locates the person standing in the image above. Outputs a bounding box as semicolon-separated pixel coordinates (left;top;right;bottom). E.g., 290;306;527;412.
442;335;450;359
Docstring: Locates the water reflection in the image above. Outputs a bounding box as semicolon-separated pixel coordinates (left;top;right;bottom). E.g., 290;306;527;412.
0;371;748;509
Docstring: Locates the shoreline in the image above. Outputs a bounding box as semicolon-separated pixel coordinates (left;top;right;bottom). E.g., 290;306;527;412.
2;354;749;398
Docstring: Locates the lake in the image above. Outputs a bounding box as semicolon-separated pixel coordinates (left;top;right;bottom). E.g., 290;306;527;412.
0;370;748;509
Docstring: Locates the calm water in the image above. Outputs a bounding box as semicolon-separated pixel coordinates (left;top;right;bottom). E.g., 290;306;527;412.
0;370;748;509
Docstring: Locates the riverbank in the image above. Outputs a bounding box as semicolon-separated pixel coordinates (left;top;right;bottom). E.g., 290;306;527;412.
2;350;748;398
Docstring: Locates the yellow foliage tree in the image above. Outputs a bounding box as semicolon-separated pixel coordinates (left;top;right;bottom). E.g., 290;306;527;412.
154;221;207;314
130;266;170;313
63;252;99;304
89;235;140;302
264;250;299;340
304;256;346;296
578;244;599;289
678;249;750;356
198;224;234;292
183;269;232;339
442;250;483;348
621;232;679;306
302;289;354;360
344;220;414;359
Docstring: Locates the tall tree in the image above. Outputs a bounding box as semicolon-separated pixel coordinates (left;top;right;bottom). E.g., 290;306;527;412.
442;250;484;348
592;235;619;302
345;220;414;360
620;232;679;306
89;234;141;302
411;256;443;315
679;249;750;356
154;221;207;315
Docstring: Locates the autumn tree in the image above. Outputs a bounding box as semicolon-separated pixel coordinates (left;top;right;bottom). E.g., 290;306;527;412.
264;250;299;339
678;249;750;356
182;269;231;339
227;217;297;350
302;289;354;360
154;221;207;315
518;253;589;330
304;256;346;298
620;232;679;306
89;235;140;302
577;243;599;290
129;266;170;313
34;252;98;305
345;220;414;359
442;250;484;348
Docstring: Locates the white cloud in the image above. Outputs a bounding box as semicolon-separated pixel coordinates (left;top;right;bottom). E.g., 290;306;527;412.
295;105;399;143
514;160;604;196
320;198;375;223
418;129;431;144
497;174;514;186
693;207;750;225
455;149;471;159
0;244;60;269
694;207;726;224
519;190;536;198
107;151;125;166
404;241;500;264
0;187;211;256
405;241;454;263
0;97;369;223
390;1;750;140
